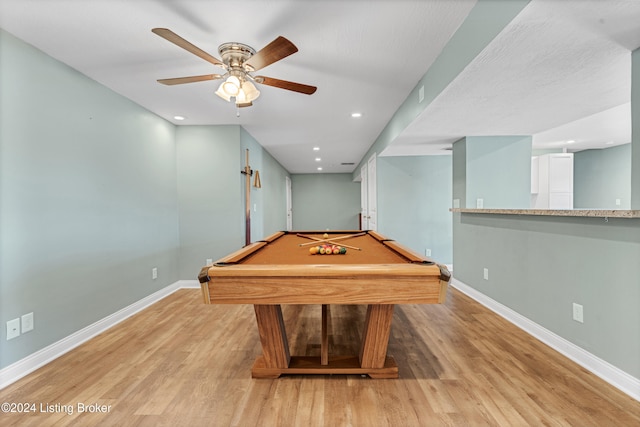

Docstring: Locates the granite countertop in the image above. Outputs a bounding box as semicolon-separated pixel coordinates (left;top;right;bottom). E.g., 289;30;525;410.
449;208;640;218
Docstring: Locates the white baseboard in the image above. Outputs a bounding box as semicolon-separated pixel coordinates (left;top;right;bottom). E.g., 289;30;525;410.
0;280;197;389
180;279;200;289
451;278;640;402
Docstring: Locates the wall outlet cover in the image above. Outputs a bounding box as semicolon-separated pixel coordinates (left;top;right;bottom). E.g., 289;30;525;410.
21;312;34;333
572;303;584;323
7;318;21;340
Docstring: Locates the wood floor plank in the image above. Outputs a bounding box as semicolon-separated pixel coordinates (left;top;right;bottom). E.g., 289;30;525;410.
1;288;639;426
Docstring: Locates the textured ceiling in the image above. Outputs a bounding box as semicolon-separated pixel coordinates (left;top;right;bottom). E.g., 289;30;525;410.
387;0;640;156
1;0;639;172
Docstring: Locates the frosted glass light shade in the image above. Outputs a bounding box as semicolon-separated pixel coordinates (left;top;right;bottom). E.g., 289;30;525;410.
221;76;240;96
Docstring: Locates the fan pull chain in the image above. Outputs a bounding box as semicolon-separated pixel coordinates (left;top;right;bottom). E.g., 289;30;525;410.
236;106;240;118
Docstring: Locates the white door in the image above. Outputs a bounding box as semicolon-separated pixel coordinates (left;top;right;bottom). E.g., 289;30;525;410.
367;154;377;231
360;164;368;230
285;176;292;231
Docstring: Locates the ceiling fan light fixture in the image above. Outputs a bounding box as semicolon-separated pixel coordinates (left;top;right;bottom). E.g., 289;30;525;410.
236;88;248;104
221;75;241;96
241;80;260;102
215;84;232;101
152;29;316;110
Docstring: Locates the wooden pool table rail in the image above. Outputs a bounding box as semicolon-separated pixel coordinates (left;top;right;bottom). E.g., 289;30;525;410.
199;263;448;305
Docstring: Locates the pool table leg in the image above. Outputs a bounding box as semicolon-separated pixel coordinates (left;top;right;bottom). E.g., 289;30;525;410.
252;303;398;379
253;304;291;378
359;304;395;370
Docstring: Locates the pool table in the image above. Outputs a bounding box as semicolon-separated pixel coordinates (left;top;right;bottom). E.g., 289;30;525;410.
198;230;450;378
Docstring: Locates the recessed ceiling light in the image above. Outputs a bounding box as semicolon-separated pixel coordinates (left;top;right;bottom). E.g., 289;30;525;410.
605;141;614;145
317;167;323;171
315;157;321;162
566;140;575;144
174;115;186;121
351;112;362;118
313;147;320;151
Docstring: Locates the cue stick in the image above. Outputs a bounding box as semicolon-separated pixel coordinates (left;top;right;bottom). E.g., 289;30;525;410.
296;234;362;250
296;232;367;240
242;149;252;246
296;232;365;243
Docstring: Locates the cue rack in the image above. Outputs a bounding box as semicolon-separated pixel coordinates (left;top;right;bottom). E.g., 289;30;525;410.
241;149;261;246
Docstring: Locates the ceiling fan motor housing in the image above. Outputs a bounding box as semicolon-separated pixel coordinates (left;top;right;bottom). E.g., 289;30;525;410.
218;42;257;72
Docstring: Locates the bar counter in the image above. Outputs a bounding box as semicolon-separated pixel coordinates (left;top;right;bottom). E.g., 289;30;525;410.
450;208;640;218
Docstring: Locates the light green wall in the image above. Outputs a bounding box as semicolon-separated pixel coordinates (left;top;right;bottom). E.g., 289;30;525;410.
453;213;640;378
176;125;243;279
240;128;290;240
378;156;452;264
176;126;290;280
464;136;532;208
0;30;292;370
449;47;640;380
452;136;532;208
574;144;631;209
260;148;291;236
1;30;179;368
291;174;360;230
452;137;467;208
445;7;640;387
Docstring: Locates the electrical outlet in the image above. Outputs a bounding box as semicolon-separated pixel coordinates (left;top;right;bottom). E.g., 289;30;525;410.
21;312;34;333
573;303;584;323
616;198;621;206
425;249;432;257
477;198;484;209
152;267;158;280
483;268;489;280
6;318;20;340
206;258;213;265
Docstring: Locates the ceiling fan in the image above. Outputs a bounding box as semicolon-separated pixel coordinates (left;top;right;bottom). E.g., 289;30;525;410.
152;28;317;108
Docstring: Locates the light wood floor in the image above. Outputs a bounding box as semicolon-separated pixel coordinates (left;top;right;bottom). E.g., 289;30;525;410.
1;287;639;426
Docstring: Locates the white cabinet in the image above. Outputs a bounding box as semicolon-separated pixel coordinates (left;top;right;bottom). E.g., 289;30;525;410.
531;153;573;209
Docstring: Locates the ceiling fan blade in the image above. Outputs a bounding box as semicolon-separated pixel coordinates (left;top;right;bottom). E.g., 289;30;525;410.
157;74;223;85
255;76;317;95
245;36;298;71
152;28;225;68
